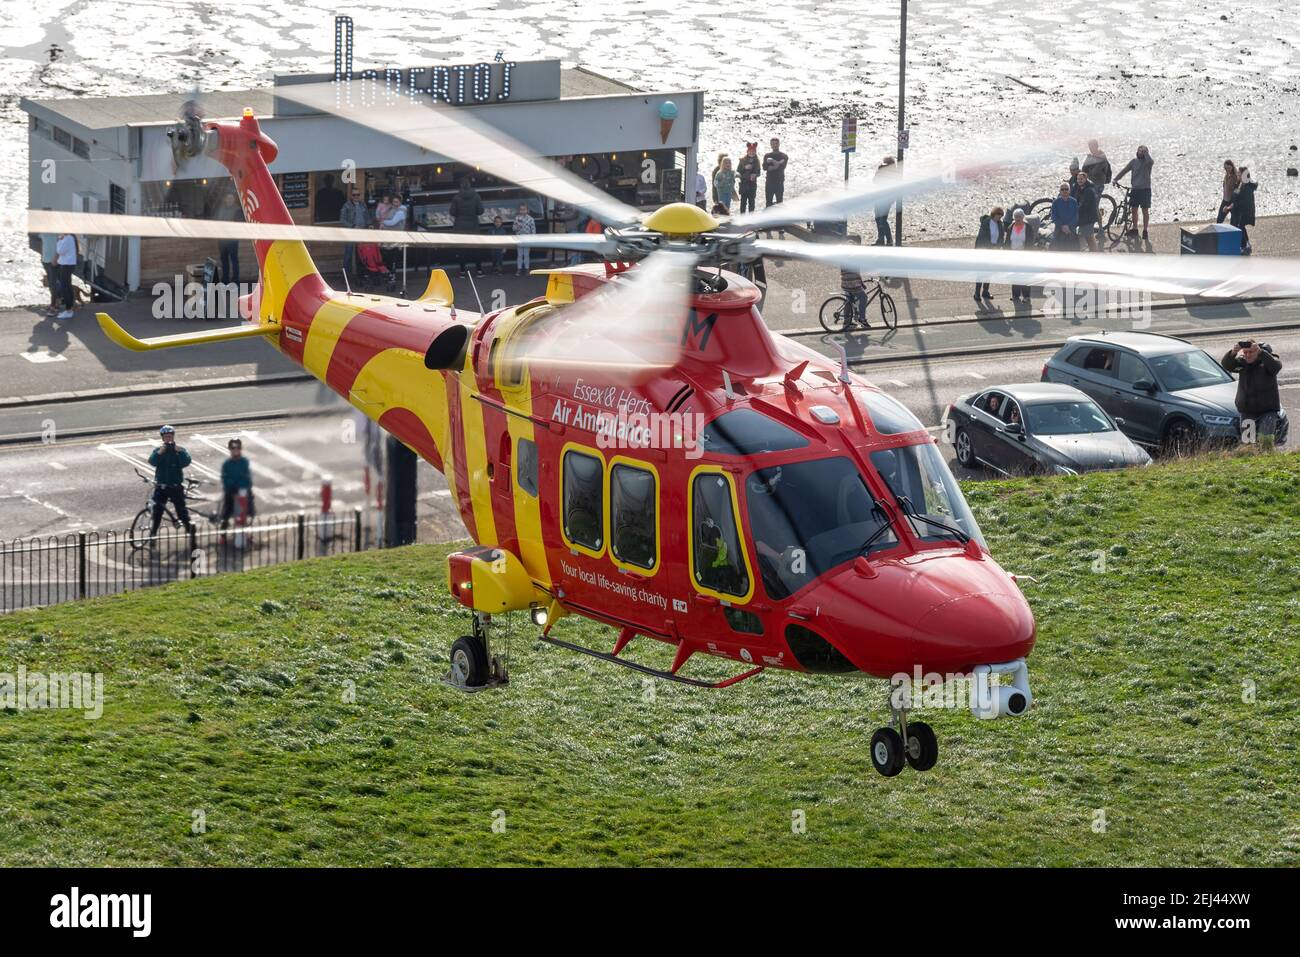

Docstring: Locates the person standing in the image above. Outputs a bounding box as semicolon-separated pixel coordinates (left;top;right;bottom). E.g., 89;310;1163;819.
1076;172;1102;251
1049;182;1079;250
713;157;737;211
489;214;509;273
1217;160;1239;224
513;203;536;274
873;156;897;246
1006;208;1036;302
55;231;77;320
710;152;726;205
1230;166;1257;254
339;186;370;279
148;425;194;538
1222;339;1286;446
1114;145;1154;239
313;173;346;223
763;137;788;209
379;193;407;275
219;437;255;529
1081;139;1112;189
973;206;1004;302
215;191;242;286
37;218;60;316
736;143;761;215
693;169;708;209
449;178;484;276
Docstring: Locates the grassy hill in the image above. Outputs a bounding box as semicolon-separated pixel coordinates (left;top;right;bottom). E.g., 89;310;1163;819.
0;451;1297;867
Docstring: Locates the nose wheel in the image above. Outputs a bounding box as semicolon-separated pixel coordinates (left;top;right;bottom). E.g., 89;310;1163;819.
870;699;939;776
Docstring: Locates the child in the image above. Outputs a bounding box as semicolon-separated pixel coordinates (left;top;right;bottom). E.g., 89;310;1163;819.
513;203;536;274
489;215;509;273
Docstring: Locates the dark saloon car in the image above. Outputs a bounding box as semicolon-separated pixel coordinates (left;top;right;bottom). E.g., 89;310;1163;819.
945;382;1151;476
1041;332;1241;453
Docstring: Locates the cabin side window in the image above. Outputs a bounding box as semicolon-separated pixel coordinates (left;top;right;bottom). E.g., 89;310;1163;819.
691;471;749;599
609;462;657;571
516;438;538;497
562;449;604;553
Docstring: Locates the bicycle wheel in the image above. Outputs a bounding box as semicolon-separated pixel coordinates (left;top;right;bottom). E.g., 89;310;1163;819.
129;508;153;550
819;295;852;333
1099;193;1119;241
1027;197;1055;228
879;292;898;330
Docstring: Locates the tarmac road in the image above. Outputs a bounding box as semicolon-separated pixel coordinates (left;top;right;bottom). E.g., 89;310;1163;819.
0;412;463;543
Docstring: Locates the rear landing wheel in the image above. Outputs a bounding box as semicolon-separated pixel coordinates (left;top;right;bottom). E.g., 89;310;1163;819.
449;635;489;688
870;727;905;777
904;721;938;771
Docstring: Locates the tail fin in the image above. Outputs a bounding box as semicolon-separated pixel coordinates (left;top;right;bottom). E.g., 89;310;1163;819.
205;109;326;318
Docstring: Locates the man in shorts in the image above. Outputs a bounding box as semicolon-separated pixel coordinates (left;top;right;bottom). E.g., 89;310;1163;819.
1114;145;1154;240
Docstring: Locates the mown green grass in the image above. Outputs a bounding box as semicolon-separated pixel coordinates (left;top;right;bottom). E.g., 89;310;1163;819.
0;451;1296;866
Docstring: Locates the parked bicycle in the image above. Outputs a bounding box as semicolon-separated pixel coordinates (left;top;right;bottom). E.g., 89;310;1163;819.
128;468;211;550
819;279;898;333
1104;183;1143;249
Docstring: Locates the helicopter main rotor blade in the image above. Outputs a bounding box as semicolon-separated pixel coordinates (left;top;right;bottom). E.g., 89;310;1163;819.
727;148;1041;233
7;208;621;255
508;248;700;372
277;82;645;229
754;238;1300;299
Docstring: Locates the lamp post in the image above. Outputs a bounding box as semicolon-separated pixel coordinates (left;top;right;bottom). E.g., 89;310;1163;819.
895;0;907;246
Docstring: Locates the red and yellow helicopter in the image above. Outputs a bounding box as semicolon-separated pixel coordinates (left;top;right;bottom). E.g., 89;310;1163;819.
17;88;1300;776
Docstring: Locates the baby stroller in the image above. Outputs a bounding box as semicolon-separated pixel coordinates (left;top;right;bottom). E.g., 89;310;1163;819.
357;243;395;290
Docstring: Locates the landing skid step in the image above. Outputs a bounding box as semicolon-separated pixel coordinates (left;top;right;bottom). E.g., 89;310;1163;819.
537;634;763;689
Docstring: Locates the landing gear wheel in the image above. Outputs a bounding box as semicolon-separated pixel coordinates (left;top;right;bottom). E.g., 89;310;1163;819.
449;636;490;688
954;427;975;468
903;721;938;771
870;727;906;777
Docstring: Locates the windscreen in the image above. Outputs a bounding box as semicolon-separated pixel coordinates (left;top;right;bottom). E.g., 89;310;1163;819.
1149;349;1232;391
1025;400;1114;436
745;456;897;600
869;443;986;549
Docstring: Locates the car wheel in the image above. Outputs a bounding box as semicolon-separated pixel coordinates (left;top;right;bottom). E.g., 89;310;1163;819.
954;428;976;468
1161;418;1200;457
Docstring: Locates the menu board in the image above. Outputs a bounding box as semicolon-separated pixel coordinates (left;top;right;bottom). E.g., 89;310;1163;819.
280;172;310;210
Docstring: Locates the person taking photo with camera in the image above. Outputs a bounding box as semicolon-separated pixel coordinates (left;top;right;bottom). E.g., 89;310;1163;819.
1222;339;1287;448
148;425;195;538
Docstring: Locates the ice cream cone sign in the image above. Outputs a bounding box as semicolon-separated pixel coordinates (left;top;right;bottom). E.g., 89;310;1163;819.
658;100;678;143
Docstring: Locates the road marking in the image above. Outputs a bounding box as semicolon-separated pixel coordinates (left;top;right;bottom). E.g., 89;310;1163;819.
239;430;330;480
49;461;67;471
191;432;292;489
96;440;224;482
887;378;908;387
19;349;67;363
967;371;986;380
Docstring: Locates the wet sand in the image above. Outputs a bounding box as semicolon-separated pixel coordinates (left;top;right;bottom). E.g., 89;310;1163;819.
3;0;1298;305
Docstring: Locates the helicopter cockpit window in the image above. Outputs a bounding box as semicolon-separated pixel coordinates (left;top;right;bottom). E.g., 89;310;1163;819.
517;438;539;497
869;444;987;550
746;456;897;600
563;449;604;552
610;463;657;570
859;390;926;435
692;472;749;598
699;409;809;457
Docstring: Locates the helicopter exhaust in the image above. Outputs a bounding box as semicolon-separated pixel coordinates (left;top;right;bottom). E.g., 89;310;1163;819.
970;659;1033;720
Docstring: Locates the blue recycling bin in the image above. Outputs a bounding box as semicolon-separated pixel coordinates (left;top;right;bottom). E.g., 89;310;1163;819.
1180;222;1242;255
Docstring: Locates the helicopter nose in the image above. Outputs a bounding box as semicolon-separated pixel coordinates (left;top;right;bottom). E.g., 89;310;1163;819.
910;591;1035;673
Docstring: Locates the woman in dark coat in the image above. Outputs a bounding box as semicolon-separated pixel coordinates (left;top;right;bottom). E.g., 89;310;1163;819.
973;206;1005;302
1230;167;1257;254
